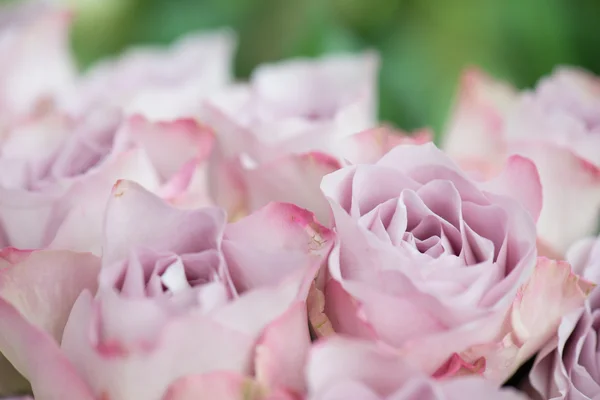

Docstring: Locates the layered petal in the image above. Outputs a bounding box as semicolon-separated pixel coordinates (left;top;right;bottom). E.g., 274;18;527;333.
0;250;100;399
307;337;527;400
510;141;600;256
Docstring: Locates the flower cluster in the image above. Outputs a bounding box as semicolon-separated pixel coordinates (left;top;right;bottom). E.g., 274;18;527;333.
0;3;599;400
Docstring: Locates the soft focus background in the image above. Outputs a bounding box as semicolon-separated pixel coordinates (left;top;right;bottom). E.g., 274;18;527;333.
16;0;600;137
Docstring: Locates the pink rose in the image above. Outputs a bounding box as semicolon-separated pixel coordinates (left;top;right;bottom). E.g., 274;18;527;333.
205;52;430;223
443;67;600;256
305;337;528;400
0;181;333;399
0;3;224;253
313;142;590;382
62;30;236;121
0;107;214;253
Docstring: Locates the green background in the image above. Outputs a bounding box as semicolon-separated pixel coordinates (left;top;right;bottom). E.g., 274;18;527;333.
25;0;600;137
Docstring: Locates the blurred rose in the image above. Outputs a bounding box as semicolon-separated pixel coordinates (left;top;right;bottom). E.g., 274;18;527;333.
305;337;527;400
62;29;236;121
0;107;215;254
443;67;600;257
312;142;590;382
0;1;75;121
0;181;333;400
205;52;431;223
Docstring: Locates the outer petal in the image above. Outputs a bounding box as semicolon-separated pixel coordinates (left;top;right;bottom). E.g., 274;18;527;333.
341;126;433;165
67;29;236;118
0;250;99;396
509;141;600;256
566;235;600;283
0;250;101;342
0;187;60;249
0;3;75;116
0;298;93;400
254;302;311;395
207;145;248;221
479;155;543;223
118;115;214;182
241;152;341;225
223;202;334;293
61;291;255;400
457;257;593;383
46;148;161;254
442;67;517;162
307;337;526;400
101;179;225;266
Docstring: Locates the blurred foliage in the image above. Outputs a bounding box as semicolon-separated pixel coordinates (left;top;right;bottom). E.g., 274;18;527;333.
42;0;600;136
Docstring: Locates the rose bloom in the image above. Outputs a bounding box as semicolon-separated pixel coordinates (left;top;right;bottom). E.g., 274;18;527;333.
62;29;235;122
528;235;600;400
204;51;431;223
0;4;228;253
443;67;600;257
0;1;75;121
311;142;590;383
0;181;333;400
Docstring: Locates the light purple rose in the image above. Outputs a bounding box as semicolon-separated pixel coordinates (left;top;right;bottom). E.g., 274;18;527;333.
313;142;590;382
62;30;236;121
0;181;333;399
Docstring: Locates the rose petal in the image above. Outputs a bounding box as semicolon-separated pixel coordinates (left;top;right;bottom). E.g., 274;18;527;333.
102;179;225;266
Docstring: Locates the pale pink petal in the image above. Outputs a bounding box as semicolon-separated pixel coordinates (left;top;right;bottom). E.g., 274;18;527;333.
118;115;214;182
458;257;593;383
307;337;527;400
0;250;100;342
223;202;334;292
321;280;378;340
0;3;76;116
0;298;94;400
479;155;543;222
0;187;61;249
341;126;433;164
442;67;517;162
509;141;600;255
241;152;341;225
307;337;416;397
207;146;248;221
68;29;236;118
46;148;161;254
254;302;311;394
101;179;225;265
61;291;254;400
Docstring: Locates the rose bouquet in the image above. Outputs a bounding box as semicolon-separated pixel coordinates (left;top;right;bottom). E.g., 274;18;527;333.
0;2;599;400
